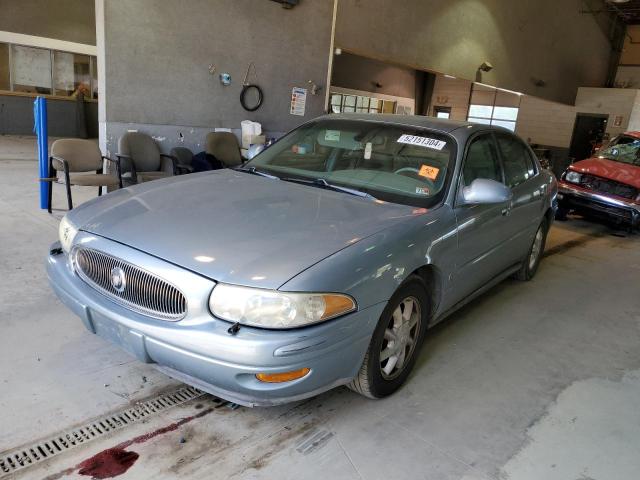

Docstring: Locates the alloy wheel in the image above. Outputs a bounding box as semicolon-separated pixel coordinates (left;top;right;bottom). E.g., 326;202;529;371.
379;296;421;380
529;226;544;270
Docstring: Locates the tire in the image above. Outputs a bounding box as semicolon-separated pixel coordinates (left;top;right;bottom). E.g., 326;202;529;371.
515;218;549;281
348;276;429;399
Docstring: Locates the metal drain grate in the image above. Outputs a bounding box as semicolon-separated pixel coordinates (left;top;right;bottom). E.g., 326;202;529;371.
0;385;217;477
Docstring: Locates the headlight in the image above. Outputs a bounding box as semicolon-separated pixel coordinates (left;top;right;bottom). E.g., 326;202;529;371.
564;171;582;184
58;215;79;253
209;284;356;329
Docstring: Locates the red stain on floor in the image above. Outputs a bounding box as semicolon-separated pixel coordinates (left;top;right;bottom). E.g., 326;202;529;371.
77;448;139;479
42;408;215;480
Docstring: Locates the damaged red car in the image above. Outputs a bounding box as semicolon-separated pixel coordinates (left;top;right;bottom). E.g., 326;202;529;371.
557;132;640;230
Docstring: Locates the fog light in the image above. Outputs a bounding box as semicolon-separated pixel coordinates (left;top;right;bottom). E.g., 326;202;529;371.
255;368;310;383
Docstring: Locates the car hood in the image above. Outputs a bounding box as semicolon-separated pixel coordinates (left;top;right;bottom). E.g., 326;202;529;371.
570;157;640;189
71;169;419;289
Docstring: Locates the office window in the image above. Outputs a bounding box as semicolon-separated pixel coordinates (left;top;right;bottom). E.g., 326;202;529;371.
343;95;356;112
467;84;521;132
53;51;90;96
11;45;52;95
369;97;381;113
329;91;407;115
434;106;451;119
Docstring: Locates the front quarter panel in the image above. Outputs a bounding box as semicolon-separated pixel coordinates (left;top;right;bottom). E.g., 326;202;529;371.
280;205;458;317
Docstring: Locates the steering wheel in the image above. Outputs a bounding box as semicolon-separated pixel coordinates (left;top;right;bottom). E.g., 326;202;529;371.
394;167;437;191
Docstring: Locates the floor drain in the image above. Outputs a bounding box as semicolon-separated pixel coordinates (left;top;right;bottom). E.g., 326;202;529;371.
0;385;217;477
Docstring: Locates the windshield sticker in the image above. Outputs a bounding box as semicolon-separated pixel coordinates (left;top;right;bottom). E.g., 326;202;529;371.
364;142;373;160
325;130;341;142
415;186;430;195
397;134;447;150
419;164;440;180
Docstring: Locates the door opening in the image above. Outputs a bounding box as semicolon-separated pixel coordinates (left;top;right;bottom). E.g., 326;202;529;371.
569;114;608;162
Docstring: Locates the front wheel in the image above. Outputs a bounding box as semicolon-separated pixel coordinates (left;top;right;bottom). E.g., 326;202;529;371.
515;218;548;281
348;276;429;399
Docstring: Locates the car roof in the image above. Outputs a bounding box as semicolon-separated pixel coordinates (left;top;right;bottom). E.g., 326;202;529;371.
314;113;512;137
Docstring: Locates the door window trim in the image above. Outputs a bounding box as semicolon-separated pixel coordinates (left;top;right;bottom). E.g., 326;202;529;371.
454;131;505;207
494;132;540;189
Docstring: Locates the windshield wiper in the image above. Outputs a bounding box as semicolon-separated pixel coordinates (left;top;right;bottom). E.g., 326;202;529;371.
233;166;279;179
281;177;376;199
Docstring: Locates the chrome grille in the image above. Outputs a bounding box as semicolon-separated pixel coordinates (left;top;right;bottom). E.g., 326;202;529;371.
72;247;187;320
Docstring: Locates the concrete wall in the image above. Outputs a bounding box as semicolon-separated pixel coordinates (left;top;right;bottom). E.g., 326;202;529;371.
0;0;96;45
331;52;417;99
335;0;612;105
430;75;472;121
516;96;576;149
99;0;335;155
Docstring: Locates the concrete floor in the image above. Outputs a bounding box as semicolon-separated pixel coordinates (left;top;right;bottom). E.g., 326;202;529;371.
1;135;639;480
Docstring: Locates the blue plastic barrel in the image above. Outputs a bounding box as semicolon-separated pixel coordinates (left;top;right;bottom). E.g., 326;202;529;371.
34;97;49;209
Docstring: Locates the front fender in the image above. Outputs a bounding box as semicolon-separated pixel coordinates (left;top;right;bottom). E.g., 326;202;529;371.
279;206;458;311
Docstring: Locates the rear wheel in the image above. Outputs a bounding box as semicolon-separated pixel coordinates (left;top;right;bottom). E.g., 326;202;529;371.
515;218;548;281
348;276;428;399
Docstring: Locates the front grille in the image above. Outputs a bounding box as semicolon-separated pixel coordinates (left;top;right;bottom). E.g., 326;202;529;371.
73;247;187;320
579;173;638;200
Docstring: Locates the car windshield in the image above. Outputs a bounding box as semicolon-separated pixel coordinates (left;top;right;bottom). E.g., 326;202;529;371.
244;119;456;207
598;136;640;165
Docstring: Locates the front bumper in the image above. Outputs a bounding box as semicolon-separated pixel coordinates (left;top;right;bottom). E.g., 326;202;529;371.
47;237;383;406
557;181;640;228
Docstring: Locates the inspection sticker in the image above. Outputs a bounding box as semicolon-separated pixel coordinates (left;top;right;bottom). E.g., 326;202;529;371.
397;134;447;150
419;164;440;180
325;130;341;142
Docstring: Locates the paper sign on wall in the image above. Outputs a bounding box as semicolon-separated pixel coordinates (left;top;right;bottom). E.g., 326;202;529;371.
290;87;307;116
397;134;447;150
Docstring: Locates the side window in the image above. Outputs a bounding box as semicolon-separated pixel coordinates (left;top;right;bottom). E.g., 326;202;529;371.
462;135;502;187
496;134;535;187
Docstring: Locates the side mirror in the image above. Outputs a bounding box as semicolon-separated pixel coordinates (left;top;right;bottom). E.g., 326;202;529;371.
461;178;512;205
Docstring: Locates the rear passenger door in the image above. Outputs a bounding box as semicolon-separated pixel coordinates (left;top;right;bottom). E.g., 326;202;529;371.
453;133;513;300
495;133;545;264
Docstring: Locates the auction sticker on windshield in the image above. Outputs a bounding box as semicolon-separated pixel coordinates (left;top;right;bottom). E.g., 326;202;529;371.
397;134;447;150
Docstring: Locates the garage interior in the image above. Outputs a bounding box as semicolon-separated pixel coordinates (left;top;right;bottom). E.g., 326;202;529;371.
1;1;640;479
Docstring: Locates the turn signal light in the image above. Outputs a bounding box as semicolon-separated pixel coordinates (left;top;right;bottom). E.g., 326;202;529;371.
255;368;310;383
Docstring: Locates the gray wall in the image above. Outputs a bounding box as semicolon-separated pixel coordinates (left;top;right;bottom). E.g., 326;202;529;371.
335;0;613;105
100;0;334;154
0;95;98;137
331;52;417;98
0;0;96;45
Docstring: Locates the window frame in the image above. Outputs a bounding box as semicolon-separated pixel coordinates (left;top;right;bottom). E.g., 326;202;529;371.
454;131;505;207
494;132;539;189
0;40;98;102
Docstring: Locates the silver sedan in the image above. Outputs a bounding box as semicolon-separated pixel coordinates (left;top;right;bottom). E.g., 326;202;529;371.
48;114;557;406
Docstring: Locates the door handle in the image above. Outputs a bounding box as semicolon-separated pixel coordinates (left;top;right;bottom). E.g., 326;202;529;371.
501;206;511;216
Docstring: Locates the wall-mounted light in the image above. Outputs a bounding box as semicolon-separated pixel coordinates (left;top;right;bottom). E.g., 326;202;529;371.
475;61;493;82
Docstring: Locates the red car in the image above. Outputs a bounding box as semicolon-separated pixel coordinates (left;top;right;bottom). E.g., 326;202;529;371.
557;132;640;230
